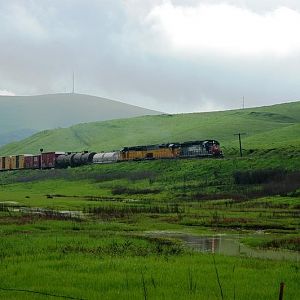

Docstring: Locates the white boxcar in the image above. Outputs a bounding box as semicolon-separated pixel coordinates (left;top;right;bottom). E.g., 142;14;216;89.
93;152;120;164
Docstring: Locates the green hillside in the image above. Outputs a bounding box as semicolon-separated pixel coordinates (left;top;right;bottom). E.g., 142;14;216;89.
243;123;300;149
1;100;300;155
0;93;160;146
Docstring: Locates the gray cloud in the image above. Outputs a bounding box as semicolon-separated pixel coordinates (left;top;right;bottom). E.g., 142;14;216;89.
171;0;300;12
0;0;300;113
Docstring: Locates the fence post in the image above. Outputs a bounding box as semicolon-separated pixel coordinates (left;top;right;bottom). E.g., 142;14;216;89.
279;282;285;300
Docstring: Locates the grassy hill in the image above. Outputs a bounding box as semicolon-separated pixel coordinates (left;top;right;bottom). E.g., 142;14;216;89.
0;93;160;146
1;100;300;155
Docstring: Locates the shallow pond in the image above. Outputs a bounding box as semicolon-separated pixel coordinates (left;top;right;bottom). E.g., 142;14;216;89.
0;201;83;219
146;231;300;261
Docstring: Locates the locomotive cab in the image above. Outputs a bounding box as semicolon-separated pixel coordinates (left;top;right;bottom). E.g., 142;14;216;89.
210;140;222;156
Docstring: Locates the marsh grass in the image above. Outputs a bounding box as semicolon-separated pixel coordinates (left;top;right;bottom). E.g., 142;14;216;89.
0;155;300;299
85;204;183;219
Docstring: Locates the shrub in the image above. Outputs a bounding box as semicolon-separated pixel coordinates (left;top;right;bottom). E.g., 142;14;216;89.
233;169;287;185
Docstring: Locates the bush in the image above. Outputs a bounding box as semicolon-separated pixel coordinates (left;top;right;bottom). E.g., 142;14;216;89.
112;186;161;195
233;169;287;184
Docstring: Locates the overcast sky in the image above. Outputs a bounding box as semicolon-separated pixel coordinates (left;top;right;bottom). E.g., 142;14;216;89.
0;0;300;113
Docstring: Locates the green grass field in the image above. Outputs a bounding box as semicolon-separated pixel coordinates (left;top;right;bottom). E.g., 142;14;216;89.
0;153;300;299
0;220;299;300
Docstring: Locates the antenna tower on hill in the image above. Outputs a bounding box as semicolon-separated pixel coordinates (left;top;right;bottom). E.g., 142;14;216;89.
72;72;75;94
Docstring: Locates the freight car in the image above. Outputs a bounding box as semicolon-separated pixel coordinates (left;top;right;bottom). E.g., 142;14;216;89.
0;139;222;171
1;154;33;170
41;152;65;169
55;153;75;169
24;154;40;169
0;156;8;171
56;151;96;168
93;152;120;164
0;152;64;171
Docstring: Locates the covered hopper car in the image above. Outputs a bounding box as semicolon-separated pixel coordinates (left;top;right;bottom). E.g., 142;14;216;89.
93;152;120;164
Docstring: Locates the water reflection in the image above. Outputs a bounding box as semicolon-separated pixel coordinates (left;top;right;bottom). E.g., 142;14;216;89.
147;232;300;261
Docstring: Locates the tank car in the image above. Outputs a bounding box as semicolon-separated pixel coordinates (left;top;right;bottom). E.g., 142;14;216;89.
70;152;96;167
71;153;84;167
80;152;96;164
55;151;96;168
55;153;75;168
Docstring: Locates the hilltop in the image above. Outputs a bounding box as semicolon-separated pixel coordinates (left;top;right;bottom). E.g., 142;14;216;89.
0;93;161;146
0;100;299;155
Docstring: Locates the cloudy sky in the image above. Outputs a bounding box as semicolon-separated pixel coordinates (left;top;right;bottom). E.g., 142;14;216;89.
0;0;300;113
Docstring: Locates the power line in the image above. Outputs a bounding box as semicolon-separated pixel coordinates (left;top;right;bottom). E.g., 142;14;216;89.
0;286;86;300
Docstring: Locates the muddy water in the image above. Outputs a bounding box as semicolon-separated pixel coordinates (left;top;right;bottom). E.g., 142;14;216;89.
0;202;83;219
146;231;300;261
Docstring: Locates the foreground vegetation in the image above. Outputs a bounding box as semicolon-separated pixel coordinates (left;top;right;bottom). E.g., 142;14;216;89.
0;150;300;299
0;219;299;300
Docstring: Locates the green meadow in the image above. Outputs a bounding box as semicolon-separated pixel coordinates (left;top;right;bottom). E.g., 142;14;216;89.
1;152;300;299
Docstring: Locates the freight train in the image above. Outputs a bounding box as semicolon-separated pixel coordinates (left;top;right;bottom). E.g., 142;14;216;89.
0;140;222;171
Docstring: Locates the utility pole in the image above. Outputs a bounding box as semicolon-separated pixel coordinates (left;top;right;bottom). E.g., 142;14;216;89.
234;133;246;157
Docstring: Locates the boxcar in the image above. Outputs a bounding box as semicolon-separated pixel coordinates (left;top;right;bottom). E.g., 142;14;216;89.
24;155;34;169
41;152;64;169
24;155;33;169
17;154;33;169
4;156;10;170
10;155;17;169
2;154;32;170
32;155;41;169
17;155;24;169
0;156;5;171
